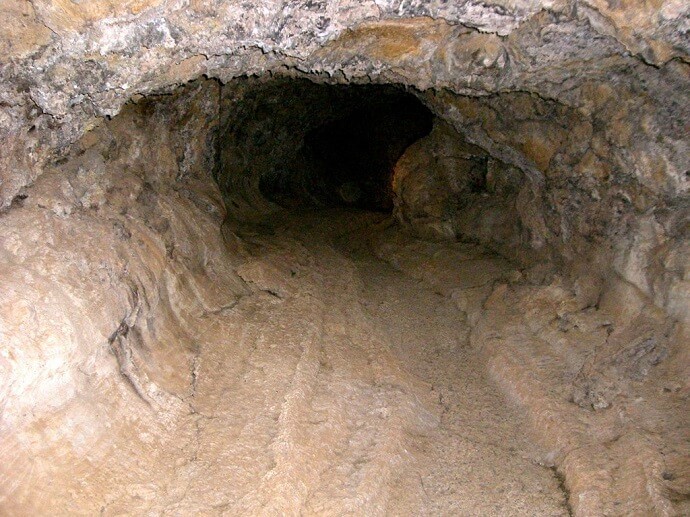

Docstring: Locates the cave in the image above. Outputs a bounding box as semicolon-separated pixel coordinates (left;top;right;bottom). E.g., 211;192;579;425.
1;4;689;516
252;80;434;212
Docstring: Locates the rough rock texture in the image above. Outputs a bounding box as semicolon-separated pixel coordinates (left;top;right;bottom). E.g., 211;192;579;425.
0;80;244;510
372;226;690;515
1;1;688;306
2;0;689;207
392;119;530;258
1;0;689;514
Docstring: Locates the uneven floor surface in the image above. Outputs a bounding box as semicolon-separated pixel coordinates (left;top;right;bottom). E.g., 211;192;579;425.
4;209;570;515
169;208;567;515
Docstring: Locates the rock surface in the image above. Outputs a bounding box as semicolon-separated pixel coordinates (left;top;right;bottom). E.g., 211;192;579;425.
1;0;688;305
1;1;689;514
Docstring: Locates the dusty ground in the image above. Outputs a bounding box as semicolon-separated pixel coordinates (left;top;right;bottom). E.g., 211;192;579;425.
172;208;570;515
133;208;569;515
3;208;573;515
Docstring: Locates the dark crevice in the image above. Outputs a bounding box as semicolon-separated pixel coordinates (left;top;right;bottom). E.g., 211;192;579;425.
550;466;574;516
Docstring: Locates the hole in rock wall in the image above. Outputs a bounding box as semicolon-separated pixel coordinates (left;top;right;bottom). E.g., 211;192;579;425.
216;77;533;264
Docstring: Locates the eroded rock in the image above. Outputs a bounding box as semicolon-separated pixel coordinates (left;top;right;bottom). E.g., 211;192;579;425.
0;1;688;514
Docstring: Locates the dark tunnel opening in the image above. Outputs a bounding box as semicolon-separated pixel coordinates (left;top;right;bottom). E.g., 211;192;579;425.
299;94;434;211
218;77;531;261
251;81;434;212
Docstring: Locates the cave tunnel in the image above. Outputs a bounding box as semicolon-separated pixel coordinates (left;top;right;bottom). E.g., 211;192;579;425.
257;81;434;212
219;78;440;218
1;6;689;516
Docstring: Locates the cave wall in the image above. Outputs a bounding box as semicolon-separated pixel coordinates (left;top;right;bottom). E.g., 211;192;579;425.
2;2;689;212
1;1;689;513
424;84;689;319
392;119;530;258
0;79;250;509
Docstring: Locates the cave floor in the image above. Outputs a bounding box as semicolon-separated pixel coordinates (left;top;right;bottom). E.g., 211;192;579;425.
16;209;572;515
150;208;568;515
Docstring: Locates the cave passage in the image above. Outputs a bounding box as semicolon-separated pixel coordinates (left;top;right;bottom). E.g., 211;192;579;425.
221;79;433;214
217;77;528;259
297;91;433;211
2;64;687;515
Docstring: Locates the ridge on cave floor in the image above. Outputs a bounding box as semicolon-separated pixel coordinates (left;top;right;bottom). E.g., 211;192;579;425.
156;207;570;515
